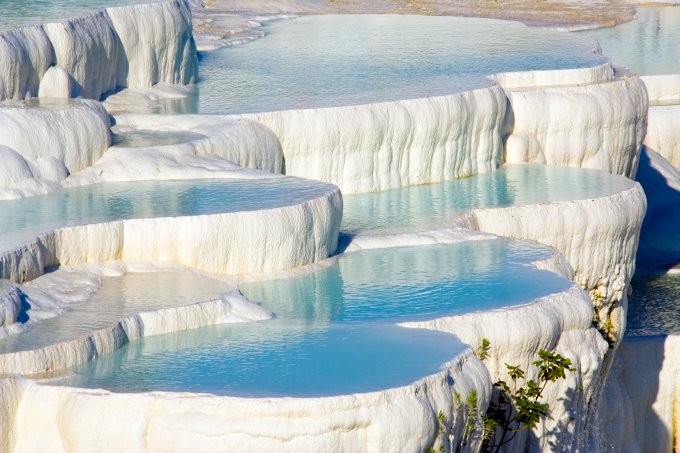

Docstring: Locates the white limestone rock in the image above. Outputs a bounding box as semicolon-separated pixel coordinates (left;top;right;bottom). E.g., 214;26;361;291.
0;26;52;100
102;114;284;176
0;100;111;176
644;104;680;167
38;66;76;99
598;335;680;452
0;290;271;375
106;1;198;89
642;74;680;105
0;282;23;331
243;86;507;194
43;11;119;99
0;184;342;283
0;0;198;102
455;182;647;343
492;62;614;90
402;285;610;452
0;145;34;187
503;76;648;179
0;348;491;453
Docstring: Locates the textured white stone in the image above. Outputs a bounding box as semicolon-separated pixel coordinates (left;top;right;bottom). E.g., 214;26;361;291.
0;186;342;283
0;282;22;331
641;74;680;105
0;291;271;376
0;100;111;182
0;0;197;102
492;63;614;90
0;26;52;100
37;66;75;98
504;76;648;178
598;335;680;452
243;86;507;194
402;285;609;452
644;104;680;167
455;182;647;343
106;1;197;89
100;114;284;176
0;348;490;453
43;11;120;99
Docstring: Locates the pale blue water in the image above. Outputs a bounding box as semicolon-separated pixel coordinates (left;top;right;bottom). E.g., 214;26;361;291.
0;0;159;30
191;15;607;114
60;241;574;396
111;129;207;148
342;165;635;235
0;177;336;253
578;7;680;75
627;273;680;336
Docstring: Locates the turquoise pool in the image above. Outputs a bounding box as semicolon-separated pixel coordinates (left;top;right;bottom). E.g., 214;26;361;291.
57;240;573;396
0;177;336;253
191;15;606;114
579;7;680;76
342;165;634;235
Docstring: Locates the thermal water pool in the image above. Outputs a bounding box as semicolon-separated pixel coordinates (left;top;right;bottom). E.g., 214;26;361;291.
0;163;632;395
57;240;573;397
0;176;336;254
342;165;635;235
188;15;606;114
579;7;680;76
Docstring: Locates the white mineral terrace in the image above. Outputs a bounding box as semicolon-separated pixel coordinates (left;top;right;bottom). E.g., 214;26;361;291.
0;0;678;451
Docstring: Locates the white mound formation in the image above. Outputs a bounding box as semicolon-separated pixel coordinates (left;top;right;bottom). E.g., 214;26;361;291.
502;73;647;178
0;100;111;199
0;0;197;101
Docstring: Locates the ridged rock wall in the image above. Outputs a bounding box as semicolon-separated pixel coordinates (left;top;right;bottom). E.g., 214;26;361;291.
0;349;491;453
501;68;647;179
455;183;646;345
0;0;197;101
243;86;507;194
599;335;680;452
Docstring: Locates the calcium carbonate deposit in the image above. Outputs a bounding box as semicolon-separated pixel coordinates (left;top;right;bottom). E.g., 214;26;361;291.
0;0;678;451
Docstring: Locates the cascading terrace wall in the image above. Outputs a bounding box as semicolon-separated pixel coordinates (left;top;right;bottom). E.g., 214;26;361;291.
0;5;654;450
0;0;197;101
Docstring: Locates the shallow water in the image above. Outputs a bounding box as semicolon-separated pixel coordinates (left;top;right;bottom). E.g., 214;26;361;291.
578;7;680;76
0;271;235;353
191;15;606;114
342;165;634;234
627;273;680;336
0;177;336;253
111;129;208;148
59;241;573;396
